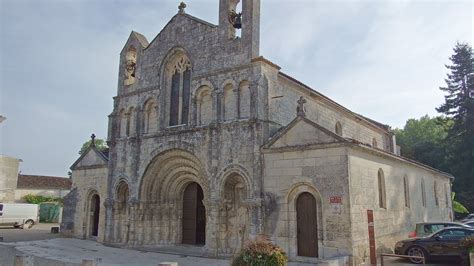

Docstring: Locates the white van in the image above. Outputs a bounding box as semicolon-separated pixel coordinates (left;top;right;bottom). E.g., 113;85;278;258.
0;203;39;229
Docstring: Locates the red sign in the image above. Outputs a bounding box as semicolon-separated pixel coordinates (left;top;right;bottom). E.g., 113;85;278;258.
330;196;342;204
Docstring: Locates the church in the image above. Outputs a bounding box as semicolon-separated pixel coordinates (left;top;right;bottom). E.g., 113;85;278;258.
62;1;453;264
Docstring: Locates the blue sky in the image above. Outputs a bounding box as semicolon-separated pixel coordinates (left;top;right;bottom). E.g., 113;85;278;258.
0;0;472;176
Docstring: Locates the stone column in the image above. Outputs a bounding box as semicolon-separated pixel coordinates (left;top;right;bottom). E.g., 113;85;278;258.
207;199;221;255
127;198;138;246
233;87;239;120
249;80;258;120
103;198;114;243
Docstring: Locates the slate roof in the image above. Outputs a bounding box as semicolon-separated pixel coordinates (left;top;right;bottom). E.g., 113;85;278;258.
17;174;72;190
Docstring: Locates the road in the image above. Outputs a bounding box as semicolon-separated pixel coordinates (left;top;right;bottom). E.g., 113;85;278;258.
0;223;61;243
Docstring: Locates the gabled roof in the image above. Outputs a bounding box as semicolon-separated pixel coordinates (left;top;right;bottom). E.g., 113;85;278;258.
263;115;348;149
70;145;109;170
144;12;217;51
131;31;149;48
17;174;71;190
278;72;391;133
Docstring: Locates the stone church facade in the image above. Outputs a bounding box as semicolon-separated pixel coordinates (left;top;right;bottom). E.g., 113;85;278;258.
62;1;453;264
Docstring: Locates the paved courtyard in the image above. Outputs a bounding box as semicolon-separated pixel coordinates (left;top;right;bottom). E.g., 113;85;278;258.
0;224;462;266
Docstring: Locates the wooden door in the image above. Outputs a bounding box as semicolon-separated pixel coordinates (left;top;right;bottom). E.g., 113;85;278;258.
182;182;206;245
90;194;100;237
297;192;318;257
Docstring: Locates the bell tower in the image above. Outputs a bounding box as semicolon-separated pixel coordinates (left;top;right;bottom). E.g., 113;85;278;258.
219;0;260;59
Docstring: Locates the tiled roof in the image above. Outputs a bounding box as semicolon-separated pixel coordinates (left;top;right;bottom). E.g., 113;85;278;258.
17;174;72;190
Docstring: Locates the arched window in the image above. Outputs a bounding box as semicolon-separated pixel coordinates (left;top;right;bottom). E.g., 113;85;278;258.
445;184;450;208
335;122;342;136
378;169;386;209
403;175;410;208
144;99;158;133
434;181;439;206
168;55;191;126
223;84;236;121
421;178;426;207
196;86;213;125
372;138;378;148
239;81;250;119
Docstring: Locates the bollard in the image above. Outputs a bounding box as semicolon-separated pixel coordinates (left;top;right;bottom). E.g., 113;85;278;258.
14;255;33;266
0;236;3;242
158;262;178;266
50;227;60;233
82;258;102;266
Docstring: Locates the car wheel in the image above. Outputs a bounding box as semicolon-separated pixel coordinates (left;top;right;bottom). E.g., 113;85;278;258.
407;246;427;264
21;220;34;229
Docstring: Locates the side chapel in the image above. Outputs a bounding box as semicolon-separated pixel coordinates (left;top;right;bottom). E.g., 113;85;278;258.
63;1;453;264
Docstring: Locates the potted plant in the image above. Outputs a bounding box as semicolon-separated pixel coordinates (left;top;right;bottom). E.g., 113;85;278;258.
232;236;288;266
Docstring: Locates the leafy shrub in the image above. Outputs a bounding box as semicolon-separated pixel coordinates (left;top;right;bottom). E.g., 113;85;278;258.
232;236;287;266
23;194;63;205
460;236;474;253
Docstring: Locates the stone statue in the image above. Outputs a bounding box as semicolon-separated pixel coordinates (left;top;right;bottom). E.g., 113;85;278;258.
221;183;249;253
124;49;137;86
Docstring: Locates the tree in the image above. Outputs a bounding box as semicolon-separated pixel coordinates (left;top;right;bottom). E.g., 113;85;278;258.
437;42;474;212
452;192;469;214
79;138;108;155
393;115;450;172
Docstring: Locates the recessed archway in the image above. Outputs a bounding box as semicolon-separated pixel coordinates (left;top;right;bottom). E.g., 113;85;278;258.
287;183;323;259
137;149;210;246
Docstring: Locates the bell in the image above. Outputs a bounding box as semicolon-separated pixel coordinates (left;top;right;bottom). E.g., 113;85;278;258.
233;14;242;29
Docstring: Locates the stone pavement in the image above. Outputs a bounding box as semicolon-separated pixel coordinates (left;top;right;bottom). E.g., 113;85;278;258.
0;237;461;266
0;238;229;266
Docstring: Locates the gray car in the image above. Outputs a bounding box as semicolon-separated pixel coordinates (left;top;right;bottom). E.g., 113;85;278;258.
409;222;470;238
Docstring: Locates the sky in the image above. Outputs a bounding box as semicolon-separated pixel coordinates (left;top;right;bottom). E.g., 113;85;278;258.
0;0;472;177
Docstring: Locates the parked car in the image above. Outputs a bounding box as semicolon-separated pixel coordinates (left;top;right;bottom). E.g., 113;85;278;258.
395;227;474;264
408;222;470;238
463;220;474;228
460;213;474;223
0;203;39;229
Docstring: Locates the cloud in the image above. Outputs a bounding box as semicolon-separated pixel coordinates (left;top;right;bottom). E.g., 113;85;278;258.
0;0;472;176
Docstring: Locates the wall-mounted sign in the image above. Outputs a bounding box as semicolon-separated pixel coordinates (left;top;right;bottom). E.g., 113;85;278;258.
330;195;342;204
329;195;343;214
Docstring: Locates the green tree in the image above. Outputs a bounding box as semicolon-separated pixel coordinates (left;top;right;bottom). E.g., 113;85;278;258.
436;42;474;212
79;138;108;155
393;115;450;172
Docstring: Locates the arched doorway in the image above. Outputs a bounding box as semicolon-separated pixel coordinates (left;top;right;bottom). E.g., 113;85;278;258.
297;192;318;257
182;182;206;245
89;194;100;237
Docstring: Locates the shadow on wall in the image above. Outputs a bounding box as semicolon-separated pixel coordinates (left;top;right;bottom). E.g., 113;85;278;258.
263;192;279;235
60;187;78;235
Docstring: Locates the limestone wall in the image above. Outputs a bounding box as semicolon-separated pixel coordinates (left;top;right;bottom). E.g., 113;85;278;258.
70;166;108;242
267;74;392;152
262;146;352;263
0;155;20;203
347;147;452;265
